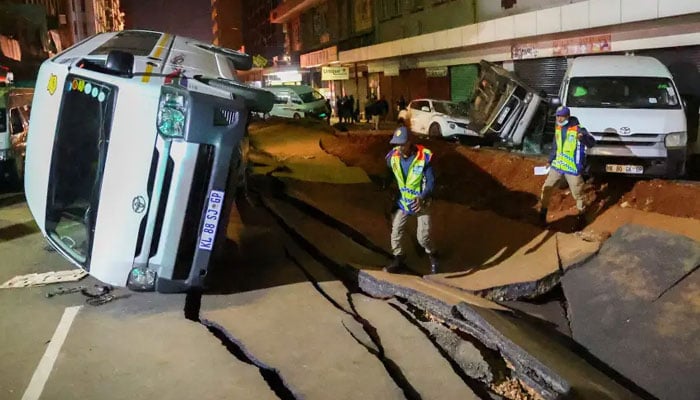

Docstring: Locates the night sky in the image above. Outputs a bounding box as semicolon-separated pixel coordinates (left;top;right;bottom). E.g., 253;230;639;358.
121;0;213;42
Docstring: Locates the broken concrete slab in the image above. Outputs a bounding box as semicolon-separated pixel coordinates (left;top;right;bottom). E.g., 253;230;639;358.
249;125;370;184
563;224;700;330
261;196;390;268
42;308;278;400
359;269;508;312
351;294;482;399
589;205;700;242
425;232;599;301
500;300;571;337
562;224;700;400
202;282;404;399
359;269;644;400
388;298;499;386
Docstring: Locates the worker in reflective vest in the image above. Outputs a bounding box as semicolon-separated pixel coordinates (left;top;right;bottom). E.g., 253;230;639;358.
384;118;438;274
540;106;595;230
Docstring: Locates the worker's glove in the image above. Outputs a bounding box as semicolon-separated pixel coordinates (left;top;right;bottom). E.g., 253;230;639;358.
410;198;423;213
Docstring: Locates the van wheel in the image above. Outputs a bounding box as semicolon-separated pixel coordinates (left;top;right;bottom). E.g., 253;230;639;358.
293;113;301;120
428;123;442;138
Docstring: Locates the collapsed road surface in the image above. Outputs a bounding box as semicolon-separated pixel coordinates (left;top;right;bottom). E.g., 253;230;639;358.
2;119;698;399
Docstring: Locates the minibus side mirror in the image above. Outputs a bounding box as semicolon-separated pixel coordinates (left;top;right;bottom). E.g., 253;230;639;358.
549;96;562;107
105;50;134;78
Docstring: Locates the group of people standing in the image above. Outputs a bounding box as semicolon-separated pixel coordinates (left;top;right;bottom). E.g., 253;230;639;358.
331;94;393;129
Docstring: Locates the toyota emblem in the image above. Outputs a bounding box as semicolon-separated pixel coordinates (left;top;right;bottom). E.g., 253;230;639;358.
619;127;632;135
132;196;147;214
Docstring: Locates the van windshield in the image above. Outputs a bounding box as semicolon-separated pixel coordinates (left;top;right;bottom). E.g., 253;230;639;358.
299;90;325;103
45;76;117;267
567;77;681;109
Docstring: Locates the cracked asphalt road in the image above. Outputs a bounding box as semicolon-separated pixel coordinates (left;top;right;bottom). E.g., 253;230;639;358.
0;194;497;400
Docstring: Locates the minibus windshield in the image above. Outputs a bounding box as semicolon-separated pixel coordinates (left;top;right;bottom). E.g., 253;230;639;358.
45;76;116;266
567;77;681;109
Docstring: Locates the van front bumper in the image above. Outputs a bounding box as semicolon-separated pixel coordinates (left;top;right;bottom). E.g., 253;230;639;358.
587;149;686;178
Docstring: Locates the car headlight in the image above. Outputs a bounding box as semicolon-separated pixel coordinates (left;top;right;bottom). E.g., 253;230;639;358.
157;87;189;138
126;266;156;292
665;131;687;148
447;121;456;130
524;92;534;103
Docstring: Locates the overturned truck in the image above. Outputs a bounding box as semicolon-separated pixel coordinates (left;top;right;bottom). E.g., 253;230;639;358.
25;30;273;293
466;60;548;151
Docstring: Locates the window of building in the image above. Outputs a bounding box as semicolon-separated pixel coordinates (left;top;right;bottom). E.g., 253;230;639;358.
80;0;86;12
83;22;88;37
379;0;400;21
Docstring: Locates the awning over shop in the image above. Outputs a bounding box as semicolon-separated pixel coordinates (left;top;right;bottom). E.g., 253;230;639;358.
0;35;21;61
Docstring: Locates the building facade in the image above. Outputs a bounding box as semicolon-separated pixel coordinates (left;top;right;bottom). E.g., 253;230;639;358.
211;0;243;50
271;0;700;120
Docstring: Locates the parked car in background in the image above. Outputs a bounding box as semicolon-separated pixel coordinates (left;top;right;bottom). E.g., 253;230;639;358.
262;85;329;120
399;99;477;138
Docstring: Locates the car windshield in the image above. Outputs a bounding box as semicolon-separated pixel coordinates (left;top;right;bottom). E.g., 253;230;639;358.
567;77;681;109
45;76;116;266
299;90;325;103
433;101;468;117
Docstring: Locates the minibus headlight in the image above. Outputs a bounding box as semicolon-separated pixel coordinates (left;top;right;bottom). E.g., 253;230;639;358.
127;266;156;291
157;89;188;138
665;132;687;148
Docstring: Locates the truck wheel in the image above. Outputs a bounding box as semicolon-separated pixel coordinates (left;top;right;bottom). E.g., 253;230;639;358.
428;123;442;138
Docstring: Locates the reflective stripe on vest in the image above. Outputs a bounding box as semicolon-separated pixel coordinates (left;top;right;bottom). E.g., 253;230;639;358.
551;125;579;174
390;145;432;211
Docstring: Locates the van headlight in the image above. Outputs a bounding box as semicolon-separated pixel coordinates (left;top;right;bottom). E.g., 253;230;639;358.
157;87;189;138
665;132;687;148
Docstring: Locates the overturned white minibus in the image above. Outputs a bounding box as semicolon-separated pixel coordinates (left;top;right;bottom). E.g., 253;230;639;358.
25;30;272;292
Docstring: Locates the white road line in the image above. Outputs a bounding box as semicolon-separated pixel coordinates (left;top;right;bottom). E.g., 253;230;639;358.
21;306;81;400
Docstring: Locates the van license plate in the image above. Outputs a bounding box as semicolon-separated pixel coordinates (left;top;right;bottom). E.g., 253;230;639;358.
605;164;644;174
198;190;225;251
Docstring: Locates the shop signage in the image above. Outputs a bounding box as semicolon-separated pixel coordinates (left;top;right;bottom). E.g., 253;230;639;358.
425;67;448;78
553;34;611;56
252;54;268;68
300;46;338;68
511;43;538;60
322;66;349;81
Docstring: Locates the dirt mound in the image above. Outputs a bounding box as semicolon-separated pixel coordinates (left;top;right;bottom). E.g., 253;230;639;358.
321;133;700;223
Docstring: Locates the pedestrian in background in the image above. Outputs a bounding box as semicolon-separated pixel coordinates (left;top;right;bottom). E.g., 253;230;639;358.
384;118;439;274
539;106;595;230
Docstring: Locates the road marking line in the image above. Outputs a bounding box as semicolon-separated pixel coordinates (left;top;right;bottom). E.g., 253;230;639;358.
21;306;81;400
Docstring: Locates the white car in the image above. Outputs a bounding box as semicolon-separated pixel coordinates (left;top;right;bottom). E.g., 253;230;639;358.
398;99;477;138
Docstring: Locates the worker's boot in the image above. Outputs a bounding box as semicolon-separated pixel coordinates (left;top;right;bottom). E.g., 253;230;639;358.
575;213;587;231
383;255;405;273
428;253;439;275
538;208;548;227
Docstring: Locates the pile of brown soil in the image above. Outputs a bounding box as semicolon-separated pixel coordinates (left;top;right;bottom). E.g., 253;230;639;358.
321;131;700;223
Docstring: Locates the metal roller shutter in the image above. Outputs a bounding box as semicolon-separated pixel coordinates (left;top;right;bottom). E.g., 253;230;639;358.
513;57;569;98
450;64;478;102
636;45;700;97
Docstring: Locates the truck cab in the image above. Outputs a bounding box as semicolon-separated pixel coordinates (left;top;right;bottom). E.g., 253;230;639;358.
25;30;273;292
0;87;32;187
556;55;687;178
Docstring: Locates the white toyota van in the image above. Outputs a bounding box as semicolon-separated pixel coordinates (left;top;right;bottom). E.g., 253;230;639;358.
556;55;687;178
25;30;272;292
264;85;329;120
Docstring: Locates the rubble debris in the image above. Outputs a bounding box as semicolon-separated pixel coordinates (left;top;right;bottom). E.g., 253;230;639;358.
562;224;700;400
0;269;87;288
